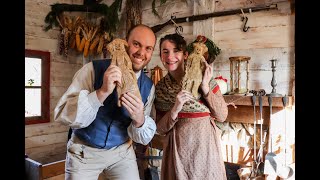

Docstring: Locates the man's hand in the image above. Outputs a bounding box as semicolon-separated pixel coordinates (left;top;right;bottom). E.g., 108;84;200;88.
120;92;145;127
96;65;122;103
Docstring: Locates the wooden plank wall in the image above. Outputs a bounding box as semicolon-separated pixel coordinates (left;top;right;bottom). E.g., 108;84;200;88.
143;0;295;97
25;0;295;169
25;0;134;165
25;0;85;163
142;0;295;169
141;0;194;72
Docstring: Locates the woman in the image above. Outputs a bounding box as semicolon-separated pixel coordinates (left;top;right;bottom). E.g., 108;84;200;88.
154;33;228;180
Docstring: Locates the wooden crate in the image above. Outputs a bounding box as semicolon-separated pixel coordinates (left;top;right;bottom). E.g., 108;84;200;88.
25;157;65;180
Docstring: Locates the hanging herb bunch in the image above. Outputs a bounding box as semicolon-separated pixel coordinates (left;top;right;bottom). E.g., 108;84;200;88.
151;0;168;18
152;0;191;18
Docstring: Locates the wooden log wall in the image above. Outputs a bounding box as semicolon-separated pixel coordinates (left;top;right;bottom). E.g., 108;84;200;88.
26;0;85;163
25;0;133;165
142;0;295;97
142;0;295;173
25;0;295;174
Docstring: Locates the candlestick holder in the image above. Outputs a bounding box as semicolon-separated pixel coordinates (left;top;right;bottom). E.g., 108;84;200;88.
267;59;282;97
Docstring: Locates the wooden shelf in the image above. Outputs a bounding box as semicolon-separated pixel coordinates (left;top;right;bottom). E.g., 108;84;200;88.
223;95;294;125
223;95;294;107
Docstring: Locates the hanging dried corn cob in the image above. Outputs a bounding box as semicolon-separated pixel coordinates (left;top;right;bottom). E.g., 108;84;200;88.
69;20;79;49
82;27;91;56
72;17;85;51
69;16;81;49
77;21;91;52
75;27;81;50
83;26;98;57
78;27;86;52
89;35;101;54
63;16;73;57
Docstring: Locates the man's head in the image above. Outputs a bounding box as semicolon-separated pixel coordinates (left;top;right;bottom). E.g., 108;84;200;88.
126;24;157;72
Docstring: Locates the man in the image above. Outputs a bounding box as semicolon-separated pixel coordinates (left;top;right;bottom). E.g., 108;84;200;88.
54;24;157;180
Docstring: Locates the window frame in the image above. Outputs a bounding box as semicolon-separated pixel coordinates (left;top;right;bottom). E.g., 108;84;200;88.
25;49;50;125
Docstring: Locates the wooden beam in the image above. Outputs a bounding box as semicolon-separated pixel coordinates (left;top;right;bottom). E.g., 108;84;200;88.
50;3;108;13
151;4;278;33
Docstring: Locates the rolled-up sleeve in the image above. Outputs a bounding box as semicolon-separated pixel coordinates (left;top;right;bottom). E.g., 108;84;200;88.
127;83;156;145
127;115;156;145
54;62;103;129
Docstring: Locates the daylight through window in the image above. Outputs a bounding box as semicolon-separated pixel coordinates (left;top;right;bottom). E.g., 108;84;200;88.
25;50;50;125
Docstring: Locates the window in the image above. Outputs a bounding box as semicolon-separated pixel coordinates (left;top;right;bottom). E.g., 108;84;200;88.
25;50;50;125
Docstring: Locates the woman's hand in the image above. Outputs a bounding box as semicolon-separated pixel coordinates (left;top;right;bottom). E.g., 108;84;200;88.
171;90;194;119
201;62;213;96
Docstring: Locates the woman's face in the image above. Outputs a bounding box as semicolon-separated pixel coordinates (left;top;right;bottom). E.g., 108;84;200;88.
160;40;188;72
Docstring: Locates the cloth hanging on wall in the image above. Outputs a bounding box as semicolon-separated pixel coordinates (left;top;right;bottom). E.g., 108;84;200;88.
151;66;163;85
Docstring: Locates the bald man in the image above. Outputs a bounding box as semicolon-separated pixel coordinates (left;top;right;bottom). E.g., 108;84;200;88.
54;24;157;180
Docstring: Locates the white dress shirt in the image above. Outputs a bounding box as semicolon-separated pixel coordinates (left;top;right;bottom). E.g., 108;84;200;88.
54;61;156;145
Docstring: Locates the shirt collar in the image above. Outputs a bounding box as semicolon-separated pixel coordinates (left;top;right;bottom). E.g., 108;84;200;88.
135;70;141;79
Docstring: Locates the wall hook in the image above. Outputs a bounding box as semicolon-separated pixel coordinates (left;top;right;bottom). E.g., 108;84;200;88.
241;16;250;32
240;9;250;32
175;26;183;35
171;15;183;35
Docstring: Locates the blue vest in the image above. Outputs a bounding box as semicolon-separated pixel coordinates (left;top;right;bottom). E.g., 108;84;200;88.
74;59;153;149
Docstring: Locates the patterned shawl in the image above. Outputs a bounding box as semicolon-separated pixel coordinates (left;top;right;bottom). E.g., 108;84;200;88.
155;73;219;114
